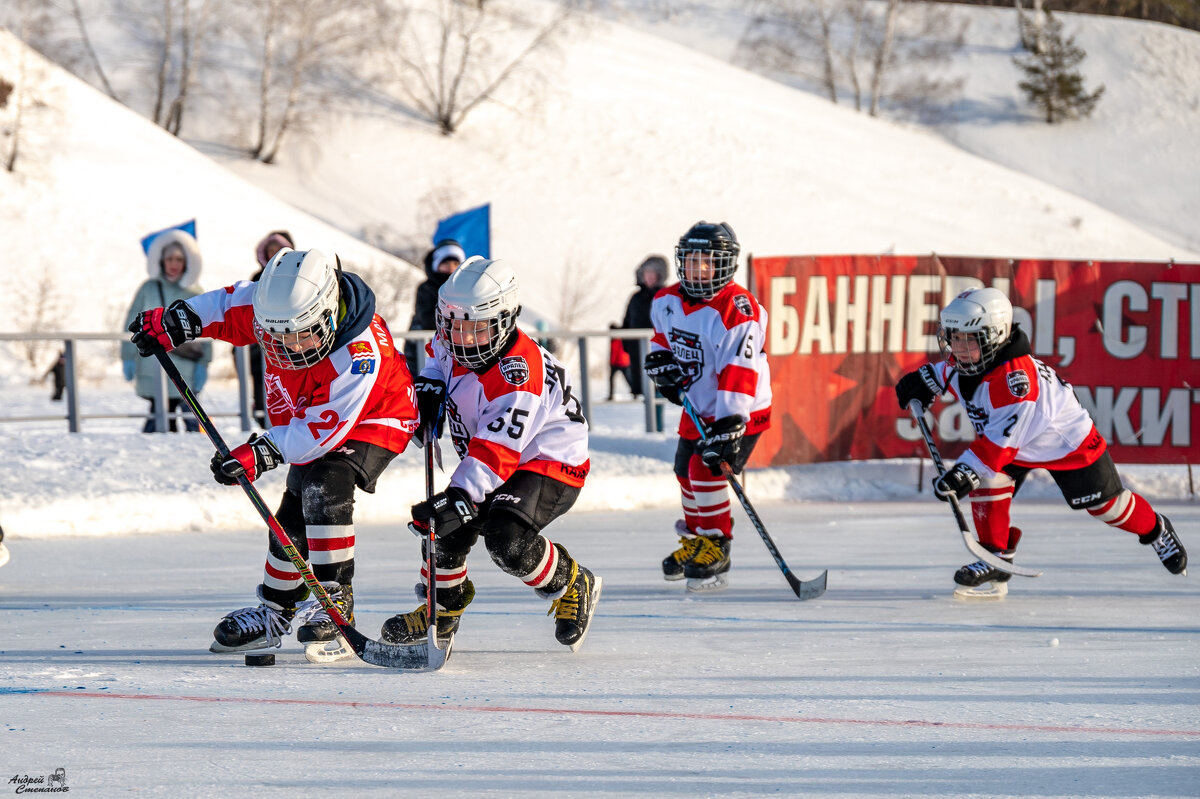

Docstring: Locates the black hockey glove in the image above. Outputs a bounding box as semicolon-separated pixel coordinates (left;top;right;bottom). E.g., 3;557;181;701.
129;299;203;357
644;350;686;406
210;433;283;485
896;364;942;411
698;415;746;475
413;376;446;443
410;486;478;538
933;463;980;502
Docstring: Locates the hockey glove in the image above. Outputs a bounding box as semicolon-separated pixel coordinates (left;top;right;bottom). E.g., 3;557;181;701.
644;350;686;406
410;486;478;538
129;300;203;357
933;462;980;502
698;415;746;474
210;433;283;485
896;364;942;411
413;376;446;443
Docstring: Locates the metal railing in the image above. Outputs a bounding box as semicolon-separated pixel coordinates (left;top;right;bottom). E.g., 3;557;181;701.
0;328;666;433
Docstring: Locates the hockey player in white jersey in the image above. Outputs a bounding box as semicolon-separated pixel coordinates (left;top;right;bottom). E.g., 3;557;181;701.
897;287;1188;599
643;221;772;592
379;257;601;652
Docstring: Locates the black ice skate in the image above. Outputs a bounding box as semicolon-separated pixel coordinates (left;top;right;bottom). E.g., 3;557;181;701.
683;535;731;593
210;586;302;652
547;562;602;652
954;528;1021;600
380;580;475;647
1140;515;1188;576
662;520;701;581
298;582;355;664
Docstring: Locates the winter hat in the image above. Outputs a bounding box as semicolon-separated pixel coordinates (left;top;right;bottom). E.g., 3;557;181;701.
256;230;296;267
425;239;466;281
146;229;202;289
636;255;669;288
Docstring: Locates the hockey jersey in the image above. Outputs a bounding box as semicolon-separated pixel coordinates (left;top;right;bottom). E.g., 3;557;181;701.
649;282;772;440
931;329;1105;480
421;330;590;504
187;272;417;465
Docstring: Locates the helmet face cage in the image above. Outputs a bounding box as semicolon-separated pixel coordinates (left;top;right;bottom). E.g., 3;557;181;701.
436;306;516;370
936;289;1013;376
675;222;739;300
255;313;337;370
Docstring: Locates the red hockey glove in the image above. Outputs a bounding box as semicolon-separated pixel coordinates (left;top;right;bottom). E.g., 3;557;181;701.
210;434;283;485
129;300;203;357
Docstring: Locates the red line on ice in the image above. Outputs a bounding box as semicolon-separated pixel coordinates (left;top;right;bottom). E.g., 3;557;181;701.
36;691;1200;737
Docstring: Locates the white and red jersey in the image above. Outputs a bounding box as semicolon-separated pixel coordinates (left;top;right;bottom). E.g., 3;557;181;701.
187;276;417;465
421;330;590;504
649;282;772;440
932;344;1106;481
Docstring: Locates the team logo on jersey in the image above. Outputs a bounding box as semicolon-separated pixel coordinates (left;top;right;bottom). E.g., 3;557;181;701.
1006;370;1031;398
499;356;530;385
668;328;704;383
733;294;753;316
351;358;376;375
264;372;307;418
348;341;373;356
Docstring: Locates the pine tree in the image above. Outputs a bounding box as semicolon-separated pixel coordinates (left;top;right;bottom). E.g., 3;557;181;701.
1013;11;1105;123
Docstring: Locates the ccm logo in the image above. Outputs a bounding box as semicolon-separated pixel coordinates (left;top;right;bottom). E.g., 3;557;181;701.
1070;492;1102;507
494;493;523;504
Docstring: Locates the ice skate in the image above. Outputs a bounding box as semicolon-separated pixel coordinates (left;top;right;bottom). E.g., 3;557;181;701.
1140;514;1187;576
953;529;1019;600
380;580;474;647
547;562;602;652
299;582;355;664
684;535;731;593
210;585;305;652
662;520;700;581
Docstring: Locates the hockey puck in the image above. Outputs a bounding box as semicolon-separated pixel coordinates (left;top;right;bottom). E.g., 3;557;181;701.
244;653;275;667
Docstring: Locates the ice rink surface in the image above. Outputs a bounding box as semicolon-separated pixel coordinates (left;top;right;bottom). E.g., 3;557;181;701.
2;500;1197;797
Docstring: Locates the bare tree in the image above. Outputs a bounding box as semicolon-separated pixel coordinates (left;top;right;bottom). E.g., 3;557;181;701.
65;0;120;101
164;0;222;135
370;0;577;136
240;0;370;163
868;0;900;115
2;0;53;172
11;268;70;369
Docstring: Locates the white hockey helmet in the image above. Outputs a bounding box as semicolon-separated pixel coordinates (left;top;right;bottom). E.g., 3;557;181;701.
252;248;341;370
937;287;1013;375
436;256;521;370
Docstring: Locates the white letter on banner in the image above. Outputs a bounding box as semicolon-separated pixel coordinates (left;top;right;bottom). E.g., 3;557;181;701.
869;275;905;353
906;275;941;353
1141;388;1192;447
799;276;833;354
1076;386;1139;445
1151;282;1188;359
1102;281;1147;359
834;275;869;354
767;276;799;356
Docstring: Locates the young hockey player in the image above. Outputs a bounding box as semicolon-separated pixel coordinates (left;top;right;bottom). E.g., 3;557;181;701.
129;248;418;651
896;287;1188;599
378;256;601;652
643;221;772;592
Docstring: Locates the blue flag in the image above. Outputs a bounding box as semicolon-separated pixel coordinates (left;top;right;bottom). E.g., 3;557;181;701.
433;204;490;260
141;219;197;254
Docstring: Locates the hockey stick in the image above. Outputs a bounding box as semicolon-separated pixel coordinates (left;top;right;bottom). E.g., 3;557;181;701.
151;348;436;668
681;394;828;600
422;426;452;663
907;400;1042;578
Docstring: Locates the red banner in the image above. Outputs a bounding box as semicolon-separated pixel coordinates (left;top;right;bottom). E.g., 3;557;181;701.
748;255;1200;466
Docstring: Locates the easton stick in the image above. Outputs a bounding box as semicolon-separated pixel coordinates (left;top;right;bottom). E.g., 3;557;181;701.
151;348;440;669
681;393;828;600
907;399;1043;578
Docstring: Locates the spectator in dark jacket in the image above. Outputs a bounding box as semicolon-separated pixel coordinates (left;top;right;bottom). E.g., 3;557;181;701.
404;239;465;375
620;255;668;397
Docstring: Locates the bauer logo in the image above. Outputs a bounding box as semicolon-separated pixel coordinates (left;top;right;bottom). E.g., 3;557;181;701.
1007;370;1031;398
499;356;530;385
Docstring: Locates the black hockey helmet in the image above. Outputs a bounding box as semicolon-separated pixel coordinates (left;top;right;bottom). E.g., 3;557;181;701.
675;221;739;300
